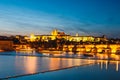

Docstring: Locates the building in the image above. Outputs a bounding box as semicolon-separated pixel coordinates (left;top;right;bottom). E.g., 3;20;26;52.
0;40;13;51
27;29;107;42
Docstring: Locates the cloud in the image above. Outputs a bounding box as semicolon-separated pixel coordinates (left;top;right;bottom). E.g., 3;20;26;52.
0;5;120;38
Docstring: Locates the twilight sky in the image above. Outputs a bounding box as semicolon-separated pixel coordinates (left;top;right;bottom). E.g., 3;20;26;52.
0;0;120;38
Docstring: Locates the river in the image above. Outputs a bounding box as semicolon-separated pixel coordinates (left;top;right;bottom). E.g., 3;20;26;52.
0;51;120;80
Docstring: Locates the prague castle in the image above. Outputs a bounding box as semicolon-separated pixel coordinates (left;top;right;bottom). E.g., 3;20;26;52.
14;29;120;55
29;29;107;42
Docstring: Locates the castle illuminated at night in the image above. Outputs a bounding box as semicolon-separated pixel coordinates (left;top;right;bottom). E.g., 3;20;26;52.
29;29;107;42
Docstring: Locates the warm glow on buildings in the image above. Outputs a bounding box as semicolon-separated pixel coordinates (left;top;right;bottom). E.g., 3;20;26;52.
21;29;120;54
30;33;36;42
27;29;106;42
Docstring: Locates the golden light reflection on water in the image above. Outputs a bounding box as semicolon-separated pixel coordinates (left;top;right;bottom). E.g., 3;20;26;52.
14;55;120;77
105;61;108;70
15;56;95;75
97;60;119;72
24;57;38;73
1;52;120;79
49;58;61;70
48;58;85;70
116;61;119;71
15;56;38;74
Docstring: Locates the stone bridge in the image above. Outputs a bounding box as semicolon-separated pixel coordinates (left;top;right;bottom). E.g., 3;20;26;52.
63;44;120;53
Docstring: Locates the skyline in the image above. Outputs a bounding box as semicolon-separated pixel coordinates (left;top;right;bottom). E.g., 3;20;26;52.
0;0;120;38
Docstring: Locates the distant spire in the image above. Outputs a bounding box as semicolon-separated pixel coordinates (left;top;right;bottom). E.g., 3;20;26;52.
76;33;79;36
51;29;58;35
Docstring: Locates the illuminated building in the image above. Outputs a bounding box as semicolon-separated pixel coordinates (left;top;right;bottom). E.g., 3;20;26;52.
12;29;120;54
0;40;13;51
30;33;36;42
28;29;106;42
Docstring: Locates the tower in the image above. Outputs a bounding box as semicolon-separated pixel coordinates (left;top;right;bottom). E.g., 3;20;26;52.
51;29;58;36
30;33;36;42
76;33;79;36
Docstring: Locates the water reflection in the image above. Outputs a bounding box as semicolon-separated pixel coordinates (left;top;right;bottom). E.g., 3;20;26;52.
0;55;94;79
97;60;119;72
116;61;119;71
105;61;108;70
21;57;37;73
9;60;120;80
49;58;61;70
47;58;94;71
15;56;38;74
0;51;120;79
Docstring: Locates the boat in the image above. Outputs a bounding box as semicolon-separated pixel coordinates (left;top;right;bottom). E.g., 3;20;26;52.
83;53;94;57
15;47;35;53
39;50;63;54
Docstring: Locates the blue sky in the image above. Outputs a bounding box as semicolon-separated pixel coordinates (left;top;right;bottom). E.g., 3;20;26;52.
0;0;120;38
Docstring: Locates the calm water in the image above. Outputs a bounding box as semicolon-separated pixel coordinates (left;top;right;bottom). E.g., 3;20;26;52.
0;52;94;79
11;61;120;80
0;51;120;80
